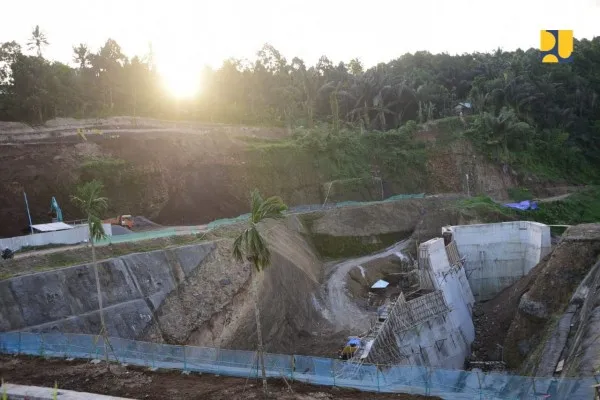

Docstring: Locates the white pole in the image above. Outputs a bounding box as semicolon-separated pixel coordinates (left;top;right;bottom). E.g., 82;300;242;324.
466;174;470;197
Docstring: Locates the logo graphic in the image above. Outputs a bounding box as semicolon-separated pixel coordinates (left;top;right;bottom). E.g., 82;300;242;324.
540;30;573;63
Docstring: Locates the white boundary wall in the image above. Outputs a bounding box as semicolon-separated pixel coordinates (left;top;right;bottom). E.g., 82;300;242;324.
447;221;551;301
0;224;112;252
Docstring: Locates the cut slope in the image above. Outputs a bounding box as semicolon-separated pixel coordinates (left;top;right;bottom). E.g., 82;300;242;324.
501;224;600;371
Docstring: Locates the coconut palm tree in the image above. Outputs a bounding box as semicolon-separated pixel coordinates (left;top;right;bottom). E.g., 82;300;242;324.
73;44;90;69
232;189;287;397
70;180;108;331
27;25;49;57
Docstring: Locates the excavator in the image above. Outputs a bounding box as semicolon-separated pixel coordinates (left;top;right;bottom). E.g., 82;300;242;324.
49;196;63;222
103;215;134;229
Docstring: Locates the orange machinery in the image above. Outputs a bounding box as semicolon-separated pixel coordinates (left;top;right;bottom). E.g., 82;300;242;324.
103;215;134;229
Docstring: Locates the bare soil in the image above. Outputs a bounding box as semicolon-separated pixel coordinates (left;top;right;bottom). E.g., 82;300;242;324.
0;355;437;399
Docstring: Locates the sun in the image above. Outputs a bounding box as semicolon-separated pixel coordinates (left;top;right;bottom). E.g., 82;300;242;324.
159;63;201;99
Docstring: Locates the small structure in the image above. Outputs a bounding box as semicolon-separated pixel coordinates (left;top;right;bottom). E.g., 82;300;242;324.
30;222;74;233
371;279;389;290
454;102;473;115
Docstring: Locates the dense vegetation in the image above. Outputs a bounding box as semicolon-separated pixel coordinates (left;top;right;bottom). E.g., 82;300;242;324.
459;186;600;229
1;27;600;181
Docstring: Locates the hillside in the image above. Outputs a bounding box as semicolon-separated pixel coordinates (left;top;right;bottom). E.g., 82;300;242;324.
0;116;527;238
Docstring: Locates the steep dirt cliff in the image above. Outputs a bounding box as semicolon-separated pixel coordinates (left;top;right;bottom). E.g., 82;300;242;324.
499;224;600;374
0;118;520;238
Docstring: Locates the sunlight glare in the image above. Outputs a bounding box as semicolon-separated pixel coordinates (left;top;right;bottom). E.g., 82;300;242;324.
159;62;201;99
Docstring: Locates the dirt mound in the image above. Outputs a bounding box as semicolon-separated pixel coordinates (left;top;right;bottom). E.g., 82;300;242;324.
132;216;161;231
0;356;436;400
140;217;337;356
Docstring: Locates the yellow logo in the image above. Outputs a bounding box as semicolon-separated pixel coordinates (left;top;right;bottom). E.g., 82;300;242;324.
540;30;573;63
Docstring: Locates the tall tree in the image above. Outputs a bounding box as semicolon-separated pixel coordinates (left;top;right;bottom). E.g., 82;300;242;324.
27;25;49;57
70;181;109;334
73;44;90;69
232;189;287;397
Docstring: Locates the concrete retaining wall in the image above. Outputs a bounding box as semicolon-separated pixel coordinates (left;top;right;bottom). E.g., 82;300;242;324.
0;243;215;338
448;221;551;301
0;224;112;252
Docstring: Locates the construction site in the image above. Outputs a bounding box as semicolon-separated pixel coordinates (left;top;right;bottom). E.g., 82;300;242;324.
1;118;599;399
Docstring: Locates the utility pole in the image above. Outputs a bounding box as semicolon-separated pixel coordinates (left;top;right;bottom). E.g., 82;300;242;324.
23;191;33;234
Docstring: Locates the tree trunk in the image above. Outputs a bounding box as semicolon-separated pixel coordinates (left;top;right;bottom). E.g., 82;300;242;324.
91;236;105;330
252;269;268;397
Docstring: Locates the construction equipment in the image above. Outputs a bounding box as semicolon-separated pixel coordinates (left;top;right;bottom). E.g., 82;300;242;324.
49;197;63;222
103;215;134;229
338;337;361;360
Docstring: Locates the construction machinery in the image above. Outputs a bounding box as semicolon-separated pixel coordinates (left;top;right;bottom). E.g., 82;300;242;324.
49;197;63;222
103;215;134;229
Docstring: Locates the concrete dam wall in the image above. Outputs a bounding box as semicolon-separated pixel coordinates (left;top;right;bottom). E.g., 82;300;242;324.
0;243;217;337
362;222;550;370
446;221;551;301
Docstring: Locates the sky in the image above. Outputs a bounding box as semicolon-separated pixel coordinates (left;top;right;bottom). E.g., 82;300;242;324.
1;0;600;96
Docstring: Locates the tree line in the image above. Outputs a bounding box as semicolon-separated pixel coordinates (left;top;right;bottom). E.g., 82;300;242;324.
1;26;600;175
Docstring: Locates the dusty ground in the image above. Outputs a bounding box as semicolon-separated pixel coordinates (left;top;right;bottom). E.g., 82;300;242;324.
323;240;411;332
0;356;437;400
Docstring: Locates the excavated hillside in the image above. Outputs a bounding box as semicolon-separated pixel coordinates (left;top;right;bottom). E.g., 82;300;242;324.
0;195;486;358
472;224;600;377
0;117;523;238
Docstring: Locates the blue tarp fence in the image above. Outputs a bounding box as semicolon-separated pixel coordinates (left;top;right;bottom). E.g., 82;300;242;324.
0;332;596;399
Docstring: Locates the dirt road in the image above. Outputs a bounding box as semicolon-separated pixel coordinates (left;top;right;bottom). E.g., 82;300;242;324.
12;225;208;260
323;240;411;332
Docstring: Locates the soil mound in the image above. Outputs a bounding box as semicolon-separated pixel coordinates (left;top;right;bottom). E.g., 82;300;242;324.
132;216;162;231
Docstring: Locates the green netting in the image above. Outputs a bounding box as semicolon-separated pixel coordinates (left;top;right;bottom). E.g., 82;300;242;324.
207;213;251;229
385;193;425;201
91;193;428;244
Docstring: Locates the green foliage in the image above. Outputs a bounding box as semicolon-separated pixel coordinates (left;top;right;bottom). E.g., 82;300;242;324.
311;232;410;259
2;33;600;183
232;189;288;272
80;156;126;171
458;196;517;222
507;187;533;201
519;187;600;225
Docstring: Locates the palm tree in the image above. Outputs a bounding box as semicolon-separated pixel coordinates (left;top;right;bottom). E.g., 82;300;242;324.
70;181;109;332
73;44;90;69
232;189;287;397
27;25;49;57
